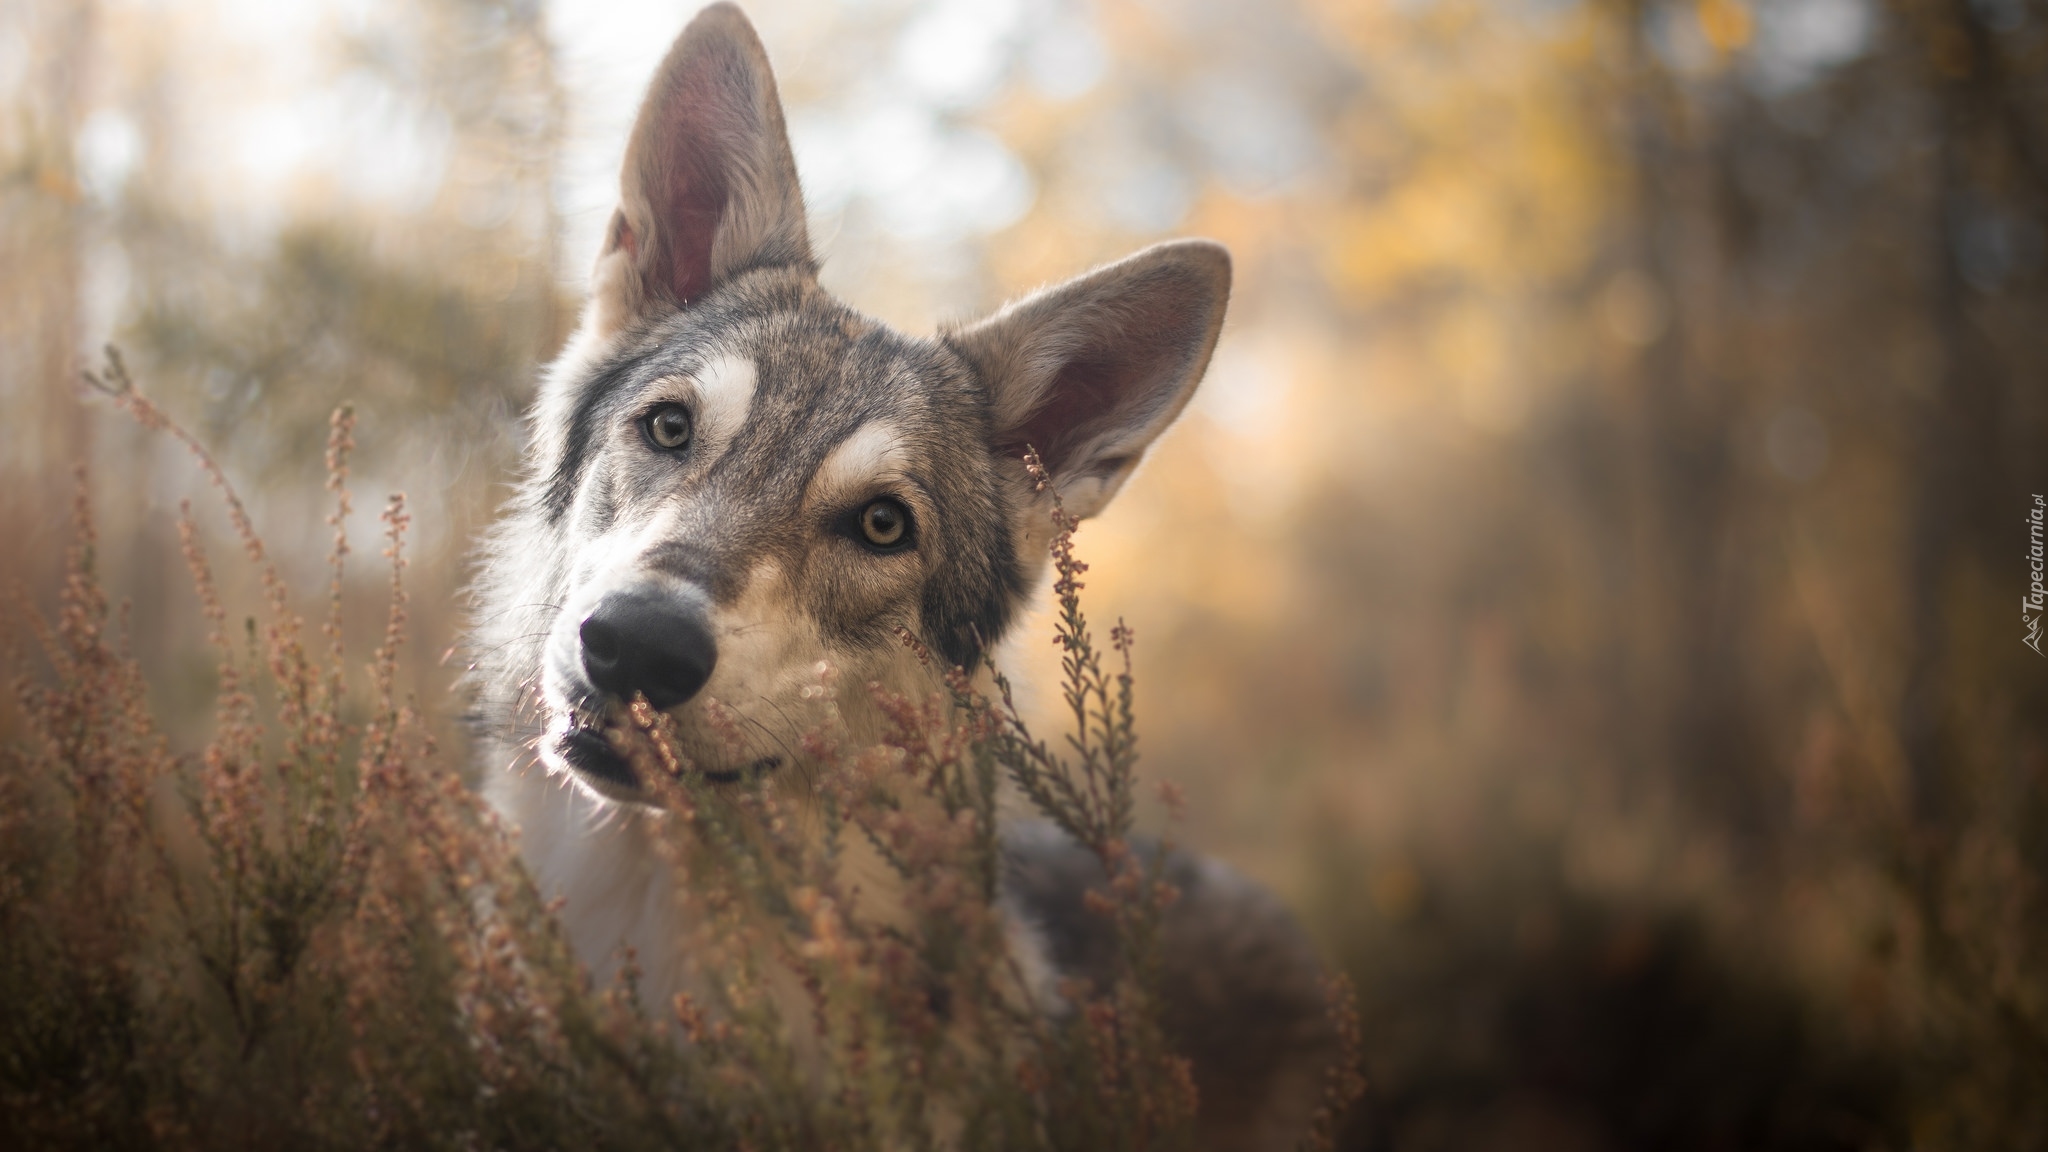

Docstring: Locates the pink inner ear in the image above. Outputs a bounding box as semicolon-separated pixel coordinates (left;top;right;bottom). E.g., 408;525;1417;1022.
1001;358;1129;479
999;293;1203;481
643;68;741;307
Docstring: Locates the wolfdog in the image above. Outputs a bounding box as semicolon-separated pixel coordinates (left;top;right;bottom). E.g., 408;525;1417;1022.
467;5;1335;1147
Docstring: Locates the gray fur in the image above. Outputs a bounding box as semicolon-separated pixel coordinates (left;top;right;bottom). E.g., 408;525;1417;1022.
464;5;1337;1148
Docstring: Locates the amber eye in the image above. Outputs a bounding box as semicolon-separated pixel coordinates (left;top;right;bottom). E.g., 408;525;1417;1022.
645;404;692;451
859;498;911;549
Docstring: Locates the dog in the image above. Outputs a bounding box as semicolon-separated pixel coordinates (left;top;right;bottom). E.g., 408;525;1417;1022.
466;6;1336;1147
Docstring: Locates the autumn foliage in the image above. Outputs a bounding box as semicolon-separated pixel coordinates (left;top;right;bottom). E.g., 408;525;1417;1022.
0;360;1359;1150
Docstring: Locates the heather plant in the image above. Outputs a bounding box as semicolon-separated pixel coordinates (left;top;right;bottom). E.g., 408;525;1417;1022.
0;351;1361;1150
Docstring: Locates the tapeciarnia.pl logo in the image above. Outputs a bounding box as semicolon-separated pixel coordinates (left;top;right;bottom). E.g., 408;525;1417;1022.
2027;494;2045;657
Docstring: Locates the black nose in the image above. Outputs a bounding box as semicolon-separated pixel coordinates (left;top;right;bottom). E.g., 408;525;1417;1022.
578;589;717;711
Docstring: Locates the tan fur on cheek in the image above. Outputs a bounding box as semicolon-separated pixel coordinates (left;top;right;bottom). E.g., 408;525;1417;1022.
689;553;941;759
834;639;949;749
660;560;843;765
810;545;922;642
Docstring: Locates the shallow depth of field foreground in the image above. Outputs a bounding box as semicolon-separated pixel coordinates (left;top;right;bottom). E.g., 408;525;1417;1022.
1;365;1359;1149
3;0;2046;1149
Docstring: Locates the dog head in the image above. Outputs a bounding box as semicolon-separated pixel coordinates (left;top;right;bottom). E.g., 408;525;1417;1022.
470;3;1229;802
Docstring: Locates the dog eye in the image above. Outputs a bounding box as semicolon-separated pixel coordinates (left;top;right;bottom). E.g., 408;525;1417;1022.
859;498;911;549
644;404;693;451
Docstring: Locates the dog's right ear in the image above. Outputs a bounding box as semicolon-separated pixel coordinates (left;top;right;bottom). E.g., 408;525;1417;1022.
591;2;811;337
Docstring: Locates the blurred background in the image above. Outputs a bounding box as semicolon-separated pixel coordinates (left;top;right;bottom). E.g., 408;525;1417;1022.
3;0;2045;1146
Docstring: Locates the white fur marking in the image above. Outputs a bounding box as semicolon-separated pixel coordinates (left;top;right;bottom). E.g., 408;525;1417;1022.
685;352;758;451
809;421;909;504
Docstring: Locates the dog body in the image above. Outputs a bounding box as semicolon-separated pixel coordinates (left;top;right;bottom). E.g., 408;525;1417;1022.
467;7;1333;1147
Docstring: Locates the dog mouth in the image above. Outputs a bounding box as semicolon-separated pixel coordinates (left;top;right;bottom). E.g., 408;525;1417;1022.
555;724;781;791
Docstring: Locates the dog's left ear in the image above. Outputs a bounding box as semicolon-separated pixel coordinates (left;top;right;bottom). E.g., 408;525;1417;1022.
592;2;810;336
944;240;1230;520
